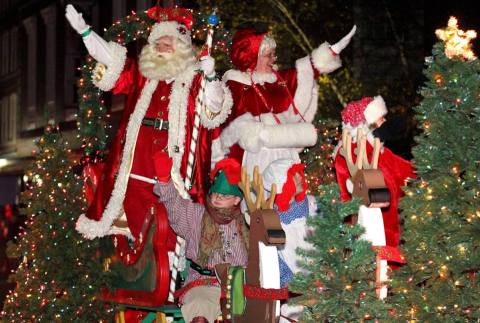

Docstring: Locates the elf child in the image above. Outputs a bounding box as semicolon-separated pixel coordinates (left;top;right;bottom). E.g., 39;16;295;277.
154;157;248;323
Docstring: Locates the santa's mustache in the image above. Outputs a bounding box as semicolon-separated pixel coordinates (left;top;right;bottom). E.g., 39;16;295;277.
157;51;174;59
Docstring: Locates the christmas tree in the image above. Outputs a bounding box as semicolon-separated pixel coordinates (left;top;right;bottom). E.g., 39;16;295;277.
389;17;480;321
302;119;340;194
289;185;392;322
1;126;113;322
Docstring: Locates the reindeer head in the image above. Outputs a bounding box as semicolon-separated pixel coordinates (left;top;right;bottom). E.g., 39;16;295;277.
340;129;390;208
238;166;285;245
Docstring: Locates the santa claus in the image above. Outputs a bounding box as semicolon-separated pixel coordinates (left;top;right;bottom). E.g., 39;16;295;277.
211;24;356;176
334;96;415;247
65;5;233;241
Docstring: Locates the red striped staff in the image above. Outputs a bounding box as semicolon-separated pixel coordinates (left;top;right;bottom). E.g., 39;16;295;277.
184;12;218;191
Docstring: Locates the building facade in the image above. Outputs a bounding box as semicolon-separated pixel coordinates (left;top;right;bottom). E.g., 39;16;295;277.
0;0;172;305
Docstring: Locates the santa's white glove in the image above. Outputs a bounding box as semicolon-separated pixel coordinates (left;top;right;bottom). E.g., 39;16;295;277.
204;80;224;113
200;56;216;79
65;4;90;35
65;4;113;66
330;25;357;55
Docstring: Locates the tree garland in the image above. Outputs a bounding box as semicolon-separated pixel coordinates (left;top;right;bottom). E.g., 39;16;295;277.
77;9;231;158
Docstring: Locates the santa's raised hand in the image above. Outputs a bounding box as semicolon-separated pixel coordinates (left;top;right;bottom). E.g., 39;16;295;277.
65;4;90;34
65;4;113;66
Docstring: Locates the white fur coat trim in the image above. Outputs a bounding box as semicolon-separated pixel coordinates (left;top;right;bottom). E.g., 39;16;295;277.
261;123;317;149
219;112;317;153
167;65;197;199
219;112;256;152
199;82;233;129
76;65;198;239
311;42;342;74
291;56;318;123
92;42;127;92
76;78;159;239
222;69;277;85
364;96;387;125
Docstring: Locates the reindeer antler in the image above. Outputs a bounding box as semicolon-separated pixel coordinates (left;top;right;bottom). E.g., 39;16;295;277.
340;129;363;177
355;128;382;170
239;167;256;213
238;166;277;213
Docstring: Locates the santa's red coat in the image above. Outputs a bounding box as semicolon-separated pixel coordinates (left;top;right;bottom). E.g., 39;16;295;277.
86;59;213;241
335;141;415;247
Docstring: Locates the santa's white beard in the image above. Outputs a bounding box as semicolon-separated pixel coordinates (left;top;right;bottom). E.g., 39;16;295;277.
139;43;196;80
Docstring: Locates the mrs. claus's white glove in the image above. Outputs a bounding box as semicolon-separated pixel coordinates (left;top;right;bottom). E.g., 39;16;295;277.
330;25;357;54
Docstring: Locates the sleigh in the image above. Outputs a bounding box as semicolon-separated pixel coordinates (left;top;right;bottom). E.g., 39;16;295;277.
102;207;187;322
84;164;290;323
83;165;185;322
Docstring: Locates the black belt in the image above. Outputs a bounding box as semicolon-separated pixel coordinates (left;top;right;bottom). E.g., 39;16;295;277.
188;258;216;276
142;117;169;130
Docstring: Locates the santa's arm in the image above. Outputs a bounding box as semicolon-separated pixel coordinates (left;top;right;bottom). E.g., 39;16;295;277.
65;4;127;92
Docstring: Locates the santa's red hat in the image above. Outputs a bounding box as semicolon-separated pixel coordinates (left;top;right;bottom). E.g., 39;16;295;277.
262;159;307;212
230;28;268;72
341;96;387;127
146;7;193;46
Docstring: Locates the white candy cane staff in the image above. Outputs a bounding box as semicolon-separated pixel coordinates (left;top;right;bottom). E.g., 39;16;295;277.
168;14;218;302
184;14;217;191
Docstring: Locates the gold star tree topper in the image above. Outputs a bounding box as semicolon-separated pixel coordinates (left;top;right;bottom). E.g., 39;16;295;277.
435;17;477;60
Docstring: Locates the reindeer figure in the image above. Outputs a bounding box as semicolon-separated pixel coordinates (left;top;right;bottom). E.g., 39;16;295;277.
339;128;393;299
217;166;286;322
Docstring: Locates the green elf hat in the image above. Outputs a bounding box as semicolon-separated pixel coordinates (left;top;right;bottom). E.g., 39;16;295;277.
209;158;243;197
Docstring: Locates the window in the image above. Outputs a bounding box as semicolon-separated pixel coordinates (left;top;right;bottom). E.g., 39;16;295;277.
10;27;17;73
0;32;7;75
0;93;17;145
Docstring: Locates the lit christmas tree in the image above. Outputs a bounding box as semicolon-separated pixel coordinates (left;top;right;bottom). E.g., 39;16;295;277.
302;119;340;194
389;17;480;321
289;185;392;322
1;126;113;322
